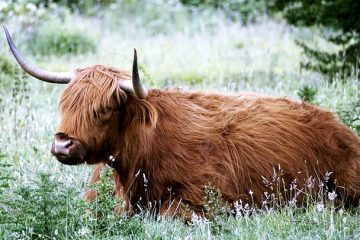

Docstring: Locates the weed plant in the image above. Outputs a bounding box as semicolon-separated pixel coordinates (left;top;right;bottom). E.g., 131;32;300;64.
297;85;318;103
337;99;360;135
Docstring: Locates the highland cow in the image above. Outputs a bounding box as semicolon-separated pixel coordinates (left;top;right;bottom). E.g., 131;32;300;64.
4;27;360;218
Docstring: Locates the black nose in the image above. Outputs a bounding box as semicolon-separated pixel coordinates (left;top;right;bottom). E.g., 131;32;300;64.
51;138;73;156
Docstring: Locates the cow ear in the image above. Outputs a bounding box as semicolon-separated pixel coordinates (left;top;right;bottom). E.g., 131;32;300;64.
118;80;134;94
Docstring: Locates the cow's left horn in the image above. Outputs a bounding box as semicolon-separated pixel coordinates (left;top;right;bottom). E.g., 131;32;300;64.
3;26;73;84
132;49;148;99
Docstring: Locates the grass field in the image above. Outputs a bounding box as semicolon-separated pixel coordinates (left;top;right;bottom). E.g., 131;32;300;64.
0;2;359;239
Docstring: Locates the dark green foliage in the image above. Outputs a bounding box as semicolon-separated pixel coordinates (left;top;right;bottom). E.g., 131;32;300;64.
50;0;114;15
297;85;317;103
0;52;18;77
85;165;122;234
0;0;113;18
270;0;360;80
269;0;360;32
0;172;84;239
0;153;14;194
203;185;230;217
84;165;145;238
29;23;96;56
182;73;206;86
337;99;360;135
180;0;268;23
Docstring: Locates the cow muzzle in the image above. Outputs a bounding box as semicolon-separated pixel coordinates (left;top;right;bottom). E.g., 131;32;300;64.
51;133;85;165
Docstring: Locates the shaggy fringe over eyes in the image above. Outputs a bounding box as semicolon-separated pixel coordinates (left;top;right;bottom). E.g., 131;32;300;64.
58;65;130;140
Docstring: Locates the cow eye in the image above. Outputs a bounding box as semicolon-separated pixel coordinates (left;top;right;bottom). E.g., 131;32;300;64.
101;111;112;122
94;105;118;124
94;106;110;119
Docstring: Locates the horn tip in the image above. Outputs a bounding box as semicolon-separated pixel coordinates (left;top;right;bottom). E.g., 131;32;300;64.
2;25;9;35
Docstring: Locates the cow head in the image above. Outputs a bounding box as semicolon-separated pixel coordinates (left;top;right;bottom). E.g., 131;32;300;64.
3;27;148;165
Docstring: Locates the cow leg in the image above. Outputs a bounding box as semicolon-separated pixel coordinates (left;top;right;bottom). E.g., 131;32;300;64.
112;169;131;214
83;162;106;202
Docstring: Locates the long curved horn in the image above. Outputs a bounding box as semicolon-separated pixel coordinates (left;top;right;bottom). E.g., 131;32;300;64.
132;49;148;99
3;26;73;83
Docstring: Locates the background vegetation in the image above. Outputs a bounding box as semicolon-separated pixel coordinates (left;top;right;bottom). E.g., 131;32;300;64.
0;0;359;239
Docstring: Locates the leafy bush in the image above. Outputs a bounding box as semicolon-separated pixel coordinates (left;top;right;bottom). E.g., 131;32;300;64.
0;0;53;27
0;172;85;239
85;165;123;234
180;0;268;24
0;153;14;194
269;0;360;81
297;85;317;103
42;0;113;15
29;21;96;56
77;165;144;238
0;51;18;77
203;185;230;217
337;99;360;135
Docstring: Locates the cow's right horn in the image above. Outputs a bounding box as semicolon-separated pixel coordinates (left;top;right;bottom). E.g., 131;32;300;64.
132;49;148;99
3;26;73;84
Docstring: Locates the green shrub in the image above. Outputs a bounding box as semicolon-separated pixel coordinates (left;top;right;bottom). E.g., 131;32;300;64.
0;172;85;239
297;85;317;103
180;0;268;24
0;153;14;195
29;21;96;56
40;0;113;15
0;51;18;76
337;99;360;135
84;165;146;238
203;185;230;217
269;0;360;81
182;73;206;86
85;165;121;234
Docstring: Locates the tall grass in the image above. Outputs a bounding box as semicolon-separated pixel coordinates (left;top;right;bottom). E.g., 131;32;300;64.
0;1;359;239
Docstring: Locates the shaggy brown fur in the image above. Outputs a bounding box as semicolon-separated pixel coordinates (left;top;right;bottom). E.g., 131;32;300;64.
57;65;360;217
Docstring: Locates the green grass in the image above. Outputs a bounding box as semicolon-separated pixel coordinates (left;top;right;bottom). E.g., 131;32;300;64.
0;2;359;239
28;20;97;56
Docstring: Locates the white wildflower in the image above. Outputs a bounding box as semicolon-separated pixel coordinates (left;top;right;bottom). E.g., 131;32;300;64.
288;198;297;207
290;179;298;191
77;227;90;236
316;203;324;212
234;200;243;217
324;172;333;182
328;191;337;201
249;190;253;196
191;212;202;224
338;208;344;216
306;176;315;189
